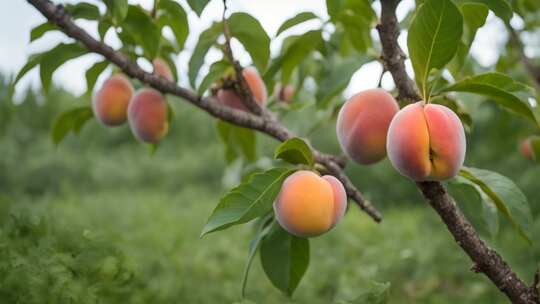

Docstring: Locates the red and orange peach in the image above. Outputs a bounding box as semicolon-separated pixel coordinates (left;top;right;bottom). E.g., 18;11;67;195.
336;89;399;165
128;88;169;144
216;67;267;111
274;171;347;238
386;102;466;181
153;58;174;82
92;74;134;126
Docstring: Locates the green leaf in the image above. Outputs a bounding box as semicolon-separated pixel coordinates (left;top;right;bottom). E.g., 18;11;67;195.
198;60;232;94
438;72;540;126
260;223;309;296
187;0;210;16
280;30;324;85
188;22;223;88
448;178;499;238
65;2;101;20
30;22;58;42
274;138;314;167
456;0;513;22
459;167;533;244
51;106;94;145
276;12;319;36
13;53;44;85
316;55;369;107
407;0;463;99
530;137;540;161
103;0;128;24
98;19;113;40
157;0;189;50
39;43;88;92
201;168;294;236
85;60;109;95
228;13;270;72
241;215;274;298
121;5;161;59
216;120;257;163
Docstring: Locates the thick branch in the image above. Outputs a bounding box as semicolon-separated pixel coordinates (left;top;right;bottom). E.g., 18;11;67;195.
377;0;538;303
25;0;382;222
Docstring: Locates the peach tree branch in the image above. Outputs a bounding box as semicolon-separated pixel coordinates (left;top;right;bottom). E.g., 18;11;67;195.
25;0;382;222
377;1;538;303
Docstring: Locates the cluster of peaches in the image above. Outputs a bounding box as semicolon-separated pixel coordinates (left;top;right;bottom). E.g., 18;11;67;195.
93;64;295;144
92;58;173;143
276;89;468;238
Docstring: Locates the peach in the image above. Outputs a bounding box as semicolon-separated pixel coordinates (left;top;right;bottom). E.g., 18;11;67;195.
128;88;169;144
92;74;134;126
274;83;295;103
273;171;347;238
216;67;267;112
386;102;466;181
153;58;174;82
336;89;399;165
242;67;267;104
521;137;538;161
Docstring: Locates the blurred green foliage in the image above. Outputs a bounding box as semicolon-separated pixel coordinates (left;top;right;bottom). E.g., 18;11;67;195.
0;74;539;303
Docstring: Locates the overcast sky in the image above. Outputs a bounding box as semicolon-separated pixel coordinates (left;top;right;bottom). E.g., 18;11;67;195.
0;0;507;99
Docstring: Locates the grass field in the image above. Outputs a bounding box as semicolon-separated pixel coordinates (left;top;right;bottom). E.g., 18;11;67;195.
0;85;539;303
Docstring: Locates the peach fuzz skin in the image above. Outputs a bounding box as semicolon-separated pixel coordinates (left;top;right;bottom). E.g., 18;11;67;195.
128;88;169;144
216;67;267;111
92;75;134;127
153;58;174;82
336;89;399;165
274;171;347;238
386;102;466;181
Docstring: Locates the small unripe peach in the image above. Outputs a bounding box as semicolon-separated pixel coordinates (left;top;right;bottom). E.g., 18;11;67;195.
153;58;174;82
92;75;134;126
274;171;347;238
128;88;169;144
386;102;466;181
336;89;399;165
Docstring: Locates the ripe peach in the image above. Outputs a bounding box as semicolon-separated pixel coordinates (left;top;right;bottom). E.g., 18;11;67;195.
216;67;267;112
128;88;169;144
521;137;538;161
273;171;347;238
242;67;267;104
386;102;466;181
92;74;134;126
153;58;174;82
336;89;399;165
274;83;295;103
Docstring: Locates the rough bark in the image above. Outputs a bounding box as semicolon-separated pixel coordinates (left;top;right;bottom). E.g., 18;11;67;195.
377;1;539;303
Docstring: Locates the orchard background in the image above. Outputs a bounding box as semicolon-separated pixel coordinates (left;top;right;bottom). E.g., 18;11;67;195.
1;0;540;303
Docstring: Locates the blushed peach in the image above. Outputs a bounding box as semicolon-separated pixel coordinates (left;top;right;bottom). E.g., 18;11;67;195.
274;171;348;238
128;88;169;144
521;137;538;161
274;83;295;103
92;74;134;126
153;58;174;82
386;102;466;181
242;67;267;104
336;89;399;165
